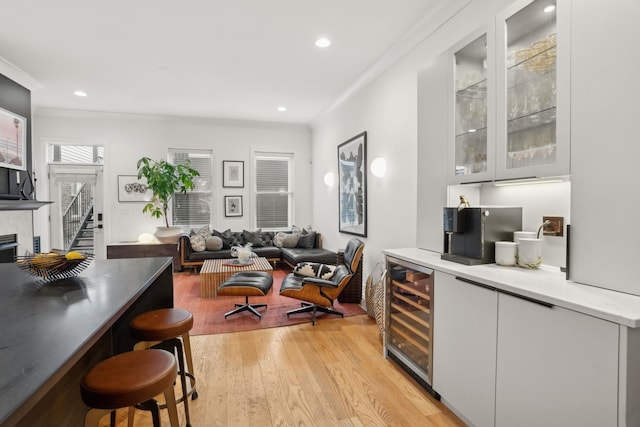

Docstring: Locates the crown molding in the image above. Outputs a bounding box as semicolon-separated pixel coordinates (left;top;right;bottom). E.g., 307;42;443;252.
0;57;43;90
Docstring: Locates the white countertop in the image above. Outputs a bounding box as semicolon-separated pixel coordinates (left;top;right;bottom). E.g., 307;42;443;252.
383;247;640;328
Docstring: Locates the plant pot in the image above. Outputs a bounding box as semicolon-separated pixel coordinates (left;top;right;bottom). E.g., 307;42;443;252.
154;226;183;244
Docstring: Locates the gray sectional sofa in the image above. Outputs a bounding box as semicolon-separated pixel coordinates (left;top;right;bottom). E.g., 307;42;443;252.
178;229;337;271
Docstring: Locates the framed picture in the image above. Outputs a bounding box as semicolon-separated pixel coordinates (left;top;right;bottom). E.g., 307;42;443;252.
118;175;153;202
223;160;244;188
338;131;367;237
224;195;243;217
0;106;27;171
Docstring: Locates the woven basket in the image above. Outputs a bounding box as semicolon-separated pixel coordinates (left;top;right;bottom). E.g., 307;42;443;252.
365;261;386;337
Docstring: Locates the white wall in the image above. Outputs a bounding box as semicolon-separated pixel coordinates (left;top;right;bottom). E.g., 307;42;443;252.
32;109;312;254
311;0;517;275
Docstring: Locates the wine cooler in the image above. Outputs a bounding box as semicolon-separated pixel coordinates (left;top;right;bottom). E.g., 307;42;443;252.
384;256;435;390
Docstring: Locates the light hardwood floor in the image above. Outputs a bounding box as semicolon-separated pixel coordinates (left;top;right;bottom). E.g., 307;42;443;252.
102;315;464;426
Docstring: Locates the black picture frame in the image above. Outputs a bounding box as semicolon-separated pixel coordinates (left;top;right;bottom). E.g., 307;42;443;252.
338;131;367;237
224;195;243;217
223;160;244;188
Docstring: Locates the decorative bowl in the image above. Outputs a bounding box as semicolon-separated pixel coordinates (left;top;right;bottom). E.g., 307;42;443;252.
15;251;94;282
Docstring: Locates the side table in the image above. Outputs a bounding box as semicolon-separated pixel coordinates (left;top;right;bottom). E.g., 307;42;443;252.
107;241;181;272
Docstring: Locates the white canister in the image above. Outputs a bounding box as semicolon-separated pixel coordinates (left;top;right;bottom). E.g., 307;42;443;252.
495;241;518;266
513;231;537;244
518;238;543;269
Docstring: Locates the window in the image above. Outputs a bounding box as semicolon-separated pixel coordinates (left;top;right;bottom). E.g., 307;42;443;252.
169;148;214;229
254;152;293;230
49;143;104;164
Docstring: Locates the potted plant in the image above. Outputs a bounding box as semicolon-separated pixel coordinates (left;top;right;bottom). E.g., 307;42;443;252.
136;157;200;242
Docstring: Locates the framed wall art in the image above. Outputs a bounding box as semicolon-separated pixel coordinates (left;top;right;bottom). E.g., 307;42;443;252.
223;160;244;188
118;175;153;202
338;131;367;237
0;106;27;171
224;195;243;217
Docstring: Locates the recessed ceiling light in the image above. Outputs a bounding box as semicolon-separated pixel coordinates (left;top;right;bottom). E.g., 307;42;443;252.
277;106;287;112
73;90;87;97
315;37;331;48
543;5;556;13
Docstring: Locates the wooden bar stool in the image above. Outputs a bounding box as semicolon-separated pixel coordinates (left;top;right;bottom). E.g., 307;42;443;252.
81;349;179;427
130;308;197;427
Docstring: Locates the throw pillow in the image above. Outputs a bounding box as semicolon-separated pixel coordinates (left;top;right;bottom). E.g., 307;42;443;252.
190;234;206;252
242;229;263;248
191;225;211;237
281;233;299;248
262;231;275;247
296;231;316;249
274;232;287;248
213;229;234;248
293;262;336;280
205;236;223;251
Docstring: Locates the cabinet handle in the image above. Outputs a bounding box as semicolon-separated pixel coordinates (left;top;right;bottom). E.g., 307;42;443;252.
455;276;497;292
499;289;554;308
460;179;493;185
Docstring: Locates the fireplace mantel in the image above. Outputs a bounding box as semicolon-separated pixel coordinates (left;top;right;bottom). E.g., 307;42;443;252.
0;200;52;211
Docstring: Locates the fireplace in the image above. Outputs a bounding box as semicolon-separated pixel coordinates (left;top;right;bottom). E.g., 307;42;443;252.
0;234;18;263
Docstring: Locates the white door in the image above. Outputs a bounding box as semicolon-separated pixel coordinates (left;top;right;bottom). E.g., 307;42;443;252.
48;164;105;259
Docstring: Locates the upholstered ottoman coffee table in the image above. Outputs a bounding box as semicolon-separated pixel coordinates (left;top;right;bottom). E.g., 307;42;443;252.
216;271;274;319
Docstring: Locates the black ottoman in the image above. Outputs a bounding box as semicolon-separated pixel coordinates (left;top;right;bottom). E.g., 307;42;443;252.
216;271;273;319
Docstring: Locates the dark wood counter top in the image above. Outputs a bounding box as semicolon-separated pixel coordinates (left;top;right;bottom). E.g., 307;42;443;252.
0;257;173;426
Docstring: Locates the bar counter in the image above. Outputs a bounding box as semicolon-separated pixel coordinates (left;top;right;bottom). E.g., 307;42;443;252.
0;257;173;426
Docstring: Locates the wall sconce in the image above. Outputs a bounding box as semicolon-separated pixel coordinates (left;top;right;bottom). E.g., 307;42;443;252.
370;157;386;178
323;172;334;187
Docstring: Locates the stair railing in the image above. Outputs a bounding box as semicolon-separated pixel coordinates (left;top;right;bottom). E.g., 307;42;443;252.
62;184;94;250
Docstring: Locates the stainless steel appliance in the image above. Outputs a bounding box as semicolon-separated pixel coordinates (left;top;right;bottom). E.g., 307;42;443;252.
442;206;522;265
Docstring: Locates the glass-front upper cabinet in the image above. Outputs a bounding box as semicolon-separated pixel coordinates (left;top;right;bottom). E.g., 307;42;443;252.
495;0;570;180
448;29;495;184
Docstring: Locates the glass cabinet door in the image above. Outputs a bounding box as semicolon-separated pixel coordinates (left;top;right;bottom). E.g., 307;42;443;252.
455;34;488;178
496;0;569;179
448;28;495;184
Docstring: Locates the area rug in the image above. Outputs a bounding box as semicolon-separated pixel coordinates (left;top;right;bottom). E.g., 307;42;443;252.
173;268;366;335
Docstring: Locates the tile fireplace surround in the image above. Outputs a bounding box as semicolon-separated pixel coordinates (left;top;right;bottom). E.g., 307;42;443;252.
0;211;34;257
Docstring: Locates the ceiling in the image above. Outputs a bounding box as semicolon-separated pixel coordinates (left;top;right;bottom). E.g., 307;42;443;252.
0;0;452;125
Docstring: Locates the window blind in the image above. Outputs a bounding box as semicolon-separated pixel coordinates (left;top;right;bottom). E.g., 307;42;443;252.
169;148;214;229
254;152;293;229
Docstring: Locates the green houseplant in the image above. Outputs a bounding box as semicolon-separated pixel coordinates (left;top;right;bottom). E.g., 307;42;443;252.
136;157;200;241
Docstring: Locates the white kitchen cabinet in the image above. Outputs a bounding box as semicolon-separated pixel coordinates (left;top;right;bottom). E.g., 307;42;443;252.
569;0;640;295
416;52;449;252
495;292;619;427
433;272;498;427
494;0;570;180
443;0;570;185
447;27;495;184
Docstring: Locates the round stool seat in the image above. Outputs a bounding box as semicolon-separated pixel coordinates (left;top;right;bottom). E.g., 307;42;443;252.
81;349;177;410
130;308;193;342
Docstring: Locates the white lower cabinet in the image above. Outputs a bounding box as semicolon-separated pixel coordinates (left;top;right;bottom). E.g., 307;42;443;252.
495;292;619;427
433;272;498;427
